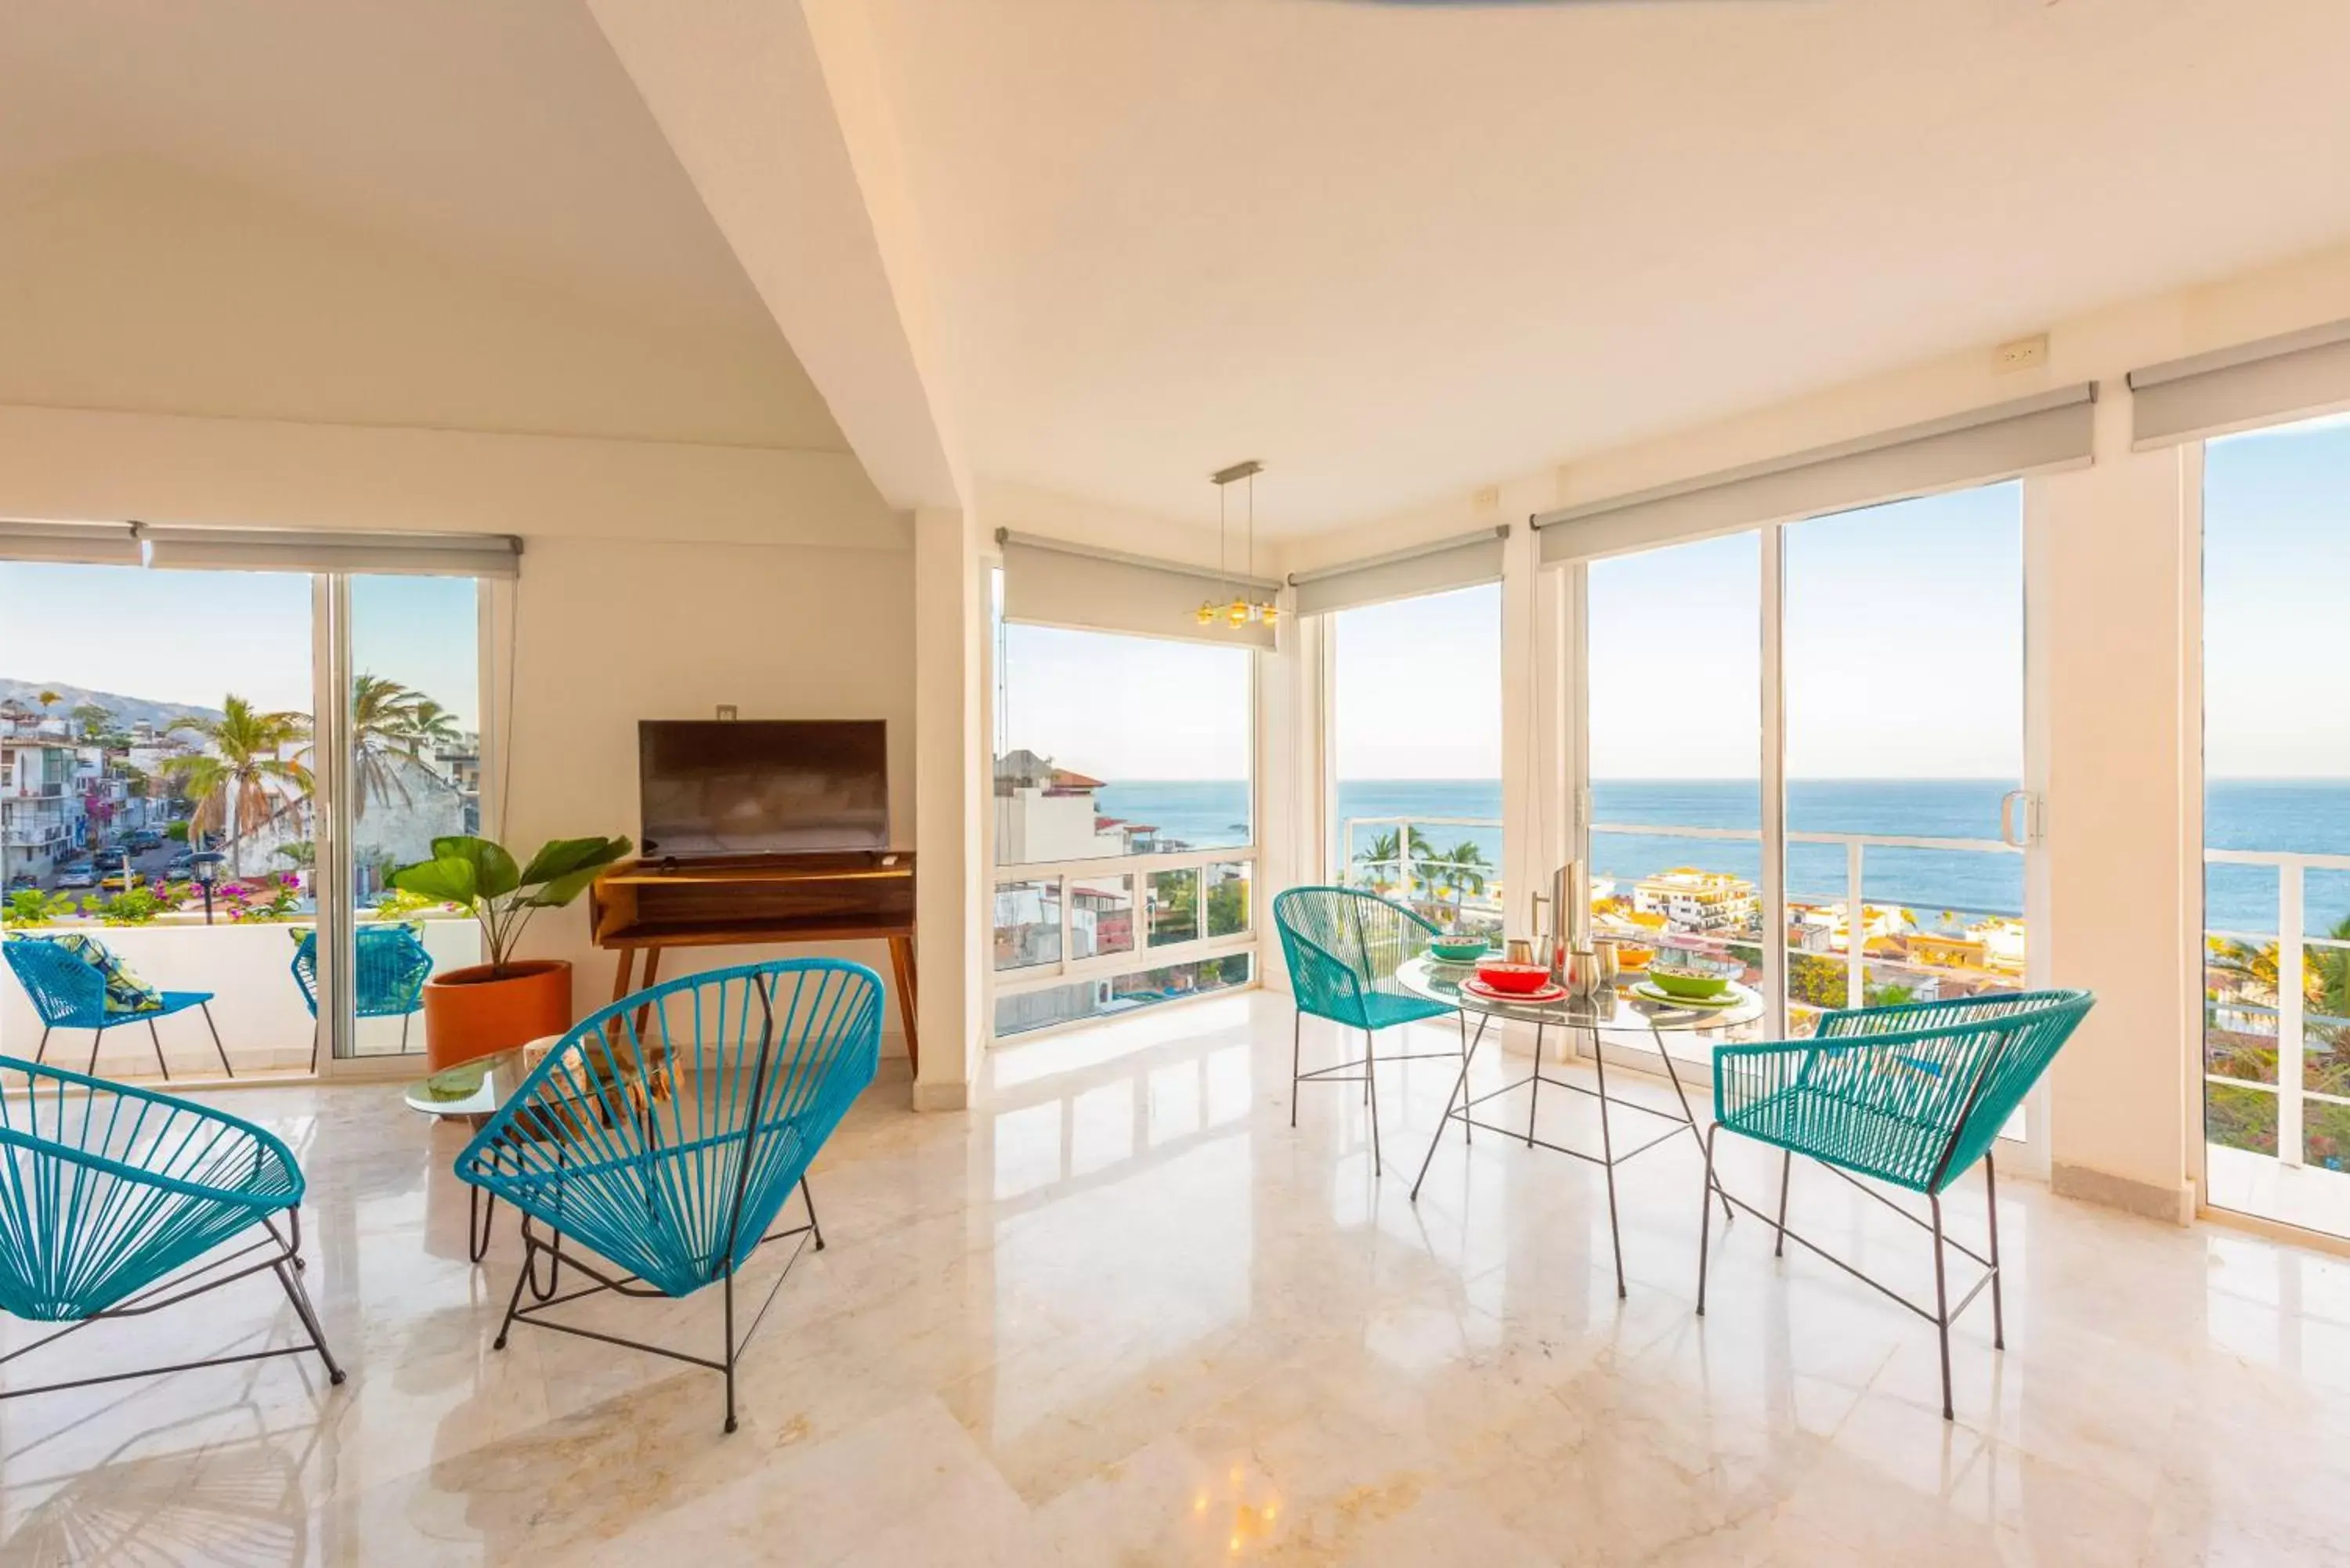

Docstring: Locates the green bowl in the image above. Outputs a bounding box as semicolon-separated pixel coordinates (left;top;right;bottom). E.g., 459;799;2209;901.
1428;935;1491;963
1646;963;1731;1000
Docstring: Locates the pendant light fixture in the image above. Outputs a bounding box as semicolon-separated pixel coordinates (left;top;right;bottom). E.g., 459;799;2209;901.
1195;461;1278;631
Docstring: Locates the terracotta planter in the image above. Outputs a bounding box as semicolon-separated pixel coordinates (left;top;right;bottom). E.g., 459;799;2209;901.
421;959;573;1073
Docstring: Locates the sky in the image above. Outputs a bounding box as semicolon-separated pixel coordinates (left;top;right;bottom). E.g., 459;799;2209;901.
0;565;481;728
2204;411;2350;778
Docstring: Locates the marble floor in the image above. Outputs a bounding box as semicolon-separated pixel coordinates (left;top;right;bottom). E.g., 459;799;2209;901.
5;991;2350;1566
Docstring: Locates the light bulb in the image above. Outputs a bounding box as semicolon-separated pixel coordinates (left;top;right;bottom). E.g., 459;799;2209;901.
1261;601;1279;626
1195;601;1218;625
1227;597;1249;626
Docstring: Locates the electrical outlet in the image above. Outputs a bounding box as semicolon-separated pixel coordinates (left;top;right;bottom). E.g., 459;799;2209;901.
716;704;738;721
1994;333;2048;374
1471;484;1501;513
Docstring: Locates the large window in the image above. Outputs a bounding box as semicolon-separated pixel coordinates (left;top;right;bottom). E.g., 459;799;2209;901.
1329;583;1502;935
1578;482;2037;1093
0;552;497;1080
2203;413;2350;1239
1585;532;1765;1054
990;583;1256;1038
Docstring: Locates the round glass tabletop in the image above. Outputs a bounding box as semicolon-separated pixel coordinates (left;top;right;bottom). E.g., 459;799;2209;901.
1396;956;1766;1032
402;1045;544;1120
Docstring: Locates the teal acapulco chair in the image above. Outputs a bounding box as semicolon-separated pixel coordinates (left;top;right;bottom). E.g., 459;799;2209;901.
1272;886;1466;1176
4;932;235;1080
1695;988;2094;1420
291;925;435;1072
460;957;881;1433
0;1054;345;1398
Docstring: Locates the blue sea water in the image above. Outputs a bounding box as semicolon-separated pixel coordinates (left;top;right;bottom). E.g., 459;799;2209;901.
1092;777;2350;935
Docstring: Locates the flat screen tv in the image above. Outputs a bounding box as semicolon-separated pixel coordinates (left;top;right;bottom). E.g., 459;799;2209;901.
638;720;889;859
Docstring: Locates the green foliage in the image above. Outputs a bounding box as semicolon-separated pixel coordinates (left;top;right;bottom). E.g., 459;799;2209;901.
1788;952;1848;1011
165;822;190;843
2;889;77;927
374;886;446;920
392;834;631;975
90;888;163;926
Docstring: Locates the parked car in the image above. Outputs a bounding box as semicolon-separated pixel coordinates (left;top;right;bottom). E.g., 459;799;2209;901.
166;852;197;876
5;873;38;893
125;830;164;851
54;865;98;890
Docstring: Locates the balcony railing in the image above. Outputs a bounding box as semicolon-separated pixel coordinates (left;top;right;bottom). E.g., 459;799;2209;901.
991;844;1259;1038
2203;847;2350;1172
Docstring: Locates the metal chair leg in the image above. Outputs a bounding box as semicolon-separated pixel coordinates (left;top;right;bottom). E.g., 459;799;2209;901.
1984;1151;2005;1350
801;1176;825;1251
492;1234;534;1351
88;1025;105;1078
271;1253;347;1385
1364;1030;1383;1178
1289;1010;1303;1129
146;1017;170;1081
400;1010;412;1054
721;1262;739;1434
199;1002;233;1078
1930;1192;1954;1421
309;1014;321;1075
1696;1123;1721;1316
1773;1150;1793;1259
34;1025;50;1066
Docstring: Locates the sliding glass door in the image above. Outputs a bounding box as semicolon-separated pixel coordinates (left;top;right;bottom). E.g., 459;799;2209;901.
0;526;505;1082
1572;482;2044;1117
1585;533;1767;1063
2202;413;2350;1239
1327;583;1504;936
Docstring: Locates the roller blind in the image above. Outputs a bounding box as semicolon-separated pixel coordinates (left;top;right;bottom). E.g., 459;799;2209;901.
1288;526;1507;616
997;530;1278;650
1535;384;2097;564
136;526;522;577
2128;320;2350;450
0;519;141;565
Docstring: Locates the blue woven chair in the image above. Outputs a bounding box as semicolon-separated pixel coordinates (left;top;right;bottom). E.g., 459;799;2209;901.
291;925;435;1071
460;957;882;1433
1273;886;1464;1176
0;1053;345;1398
4;933;234;1080
1695;988;2094;1420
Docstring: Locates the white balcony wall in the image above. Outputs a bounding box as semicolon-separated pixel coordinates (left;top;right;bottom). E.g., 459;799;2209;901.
0;917;480;1077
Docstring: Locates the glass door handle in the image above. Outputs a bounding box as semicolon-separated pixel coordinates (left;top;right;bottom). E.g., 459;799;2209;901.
1999;789;2036;848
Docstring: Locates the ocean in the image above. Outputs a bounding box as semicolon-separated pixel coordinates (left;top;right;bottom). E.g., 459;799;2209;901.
1090;778;2350;936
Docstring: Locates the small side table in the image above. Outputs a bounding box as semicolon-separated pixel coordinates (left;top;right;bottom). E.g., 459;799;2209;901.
1396;957;1765;1298
404;1042;554;1266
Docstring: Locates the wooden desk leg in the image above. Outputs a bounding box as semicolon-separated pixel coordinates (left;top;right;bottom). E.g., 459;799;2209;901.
887;934;920;1078
609;947;637;1007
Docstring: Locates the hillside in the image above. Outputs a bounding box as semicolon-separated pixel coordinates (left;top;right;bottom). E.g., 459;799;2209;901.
0;678;224;732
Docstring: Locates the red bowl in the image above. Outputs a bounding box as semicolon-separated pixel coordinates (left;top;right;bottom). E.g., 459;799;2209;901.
1473;961;1553;995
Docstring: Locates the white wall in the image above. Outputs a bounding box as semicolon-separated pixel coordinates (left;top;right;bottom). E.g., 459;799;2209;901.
498;533;917;1054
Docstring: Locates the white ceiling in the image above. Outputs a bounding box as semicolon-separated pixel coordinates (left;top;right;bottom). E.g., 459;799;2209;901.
0;1;845;450
861;0;2350;532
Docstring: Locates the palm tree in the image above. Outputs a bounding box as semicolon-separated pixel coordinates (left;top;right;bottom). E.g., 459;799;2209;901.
1438;839;1490;922
350;674;430;817
166;696;313;874
35;688;60;711
400;696;462;754
1357;829;1405;892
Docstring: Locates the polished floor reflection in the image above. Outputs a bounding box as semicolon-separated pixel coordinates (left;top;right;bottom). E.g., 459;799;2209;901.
5;991;2350;1564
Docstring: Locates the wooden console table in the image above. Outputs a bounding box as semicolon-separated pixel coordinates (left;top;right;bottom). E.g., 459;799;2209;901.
588;852;918;1073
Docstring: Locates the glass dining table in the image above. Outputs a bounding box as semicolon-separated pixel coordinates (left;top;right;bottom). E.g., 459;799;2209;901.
1394;955;1765;1298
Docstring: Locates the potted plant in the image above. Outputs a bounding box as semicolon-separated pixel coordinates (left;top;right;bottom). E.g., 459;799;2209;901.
392;834;631;1071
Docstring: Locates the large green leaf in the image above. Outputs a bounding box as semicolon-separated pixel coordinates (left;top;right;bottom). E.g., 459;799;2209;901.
390;854;479;907
428;836;521;900
520;836;634;909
